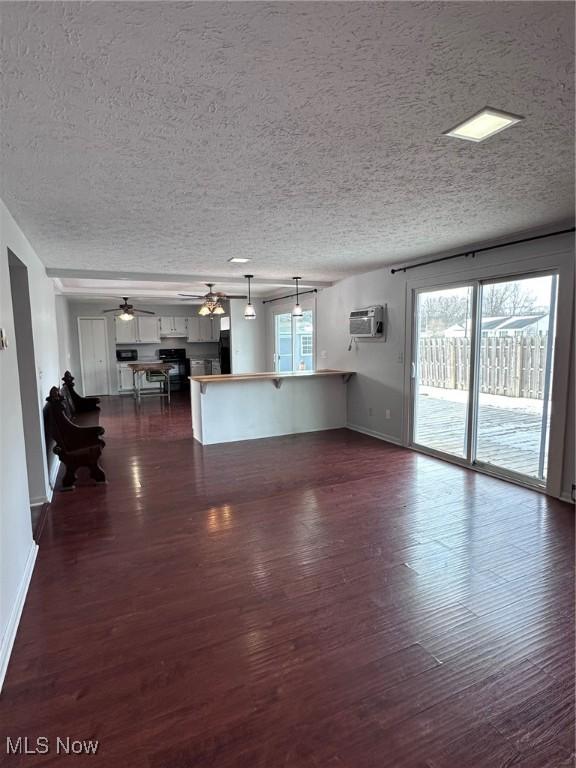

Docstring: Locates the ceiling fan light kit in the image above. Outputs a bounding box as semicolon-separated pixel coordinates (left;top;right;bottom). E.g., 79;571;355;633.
102;297;156;321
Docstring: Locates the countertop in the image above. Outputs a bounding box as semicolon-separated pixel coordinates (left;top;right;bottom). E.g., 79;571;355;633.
189;369;355;384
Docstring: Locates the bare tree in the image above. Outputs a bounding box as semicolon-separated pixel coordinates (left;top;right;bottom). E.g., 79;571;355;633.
482;284;539;317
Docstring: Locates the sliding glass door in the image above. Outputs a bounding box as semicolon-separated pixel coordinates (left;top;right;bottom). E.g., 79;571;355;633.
274;309;314;373
474;274;557;481
411;272;558;484
413;285;474;458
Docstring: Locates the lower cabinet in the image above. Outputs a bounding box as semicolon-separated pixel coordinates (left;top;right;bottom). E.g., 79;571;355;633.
118;365;163;392
118;364;134;391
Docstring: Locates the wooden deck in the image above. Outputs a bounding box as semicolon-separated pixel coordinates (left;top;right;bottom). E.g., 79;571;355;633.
415;388;546;477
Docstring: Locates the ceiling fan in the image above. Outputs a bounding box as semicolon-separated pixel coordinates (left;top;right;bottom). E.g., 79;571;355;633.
102;297;155;322
179;283;246;316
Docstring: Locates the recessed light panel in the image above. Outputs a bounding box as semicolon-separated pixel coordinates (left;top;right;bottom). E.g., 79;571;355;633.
444;108;523;143
228;257;251;263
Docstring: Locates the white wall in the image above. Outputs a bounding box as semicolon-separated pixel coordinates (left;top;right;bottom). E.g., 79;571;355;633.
67;301;219;394
315;231;575;499
55;294;72;378
230;299;267;374
0;197;61;687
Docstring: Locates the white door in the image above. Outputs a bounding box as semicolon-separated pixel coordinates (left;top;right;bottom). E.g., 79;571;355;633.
79;318;109;395
115;316;137;343
137;316;160;343
173;316;188;336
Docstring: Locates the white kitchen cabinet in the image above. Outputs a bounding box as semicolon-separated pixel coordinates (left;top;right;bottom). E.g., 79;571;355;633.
200;316;220;342
115;317;137;344
159;316;188;337
118;364;161;392
187;315;220;342
137;316;161;343
187;316;201;342
118;364;134;391
115;315;160;343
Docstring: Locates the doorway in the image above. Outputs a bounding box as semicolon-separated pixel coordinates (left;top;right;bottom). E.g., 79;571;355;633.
78;317;110;395
411;272;558;485
8;249;48;521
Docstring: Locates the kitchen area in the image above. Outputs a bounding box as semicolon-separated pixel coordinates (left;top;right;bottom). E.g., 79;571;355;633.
66;300;235;399
115;311;228;396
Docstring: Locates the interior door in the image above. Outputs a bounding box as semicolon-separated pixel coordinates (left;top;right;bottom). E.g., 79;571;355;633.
79;318;109;395
412;285;474;458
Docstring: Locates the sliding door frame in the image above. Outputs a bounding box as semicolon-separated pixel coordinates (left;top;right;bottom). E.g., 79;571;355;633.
402;238;574;499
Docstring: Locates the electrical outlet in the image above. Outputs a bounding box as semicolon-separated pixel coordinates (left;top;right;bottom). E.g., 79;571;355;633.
368;407;373;417
385;409;391;420
320;350;328;359
397;351;404;364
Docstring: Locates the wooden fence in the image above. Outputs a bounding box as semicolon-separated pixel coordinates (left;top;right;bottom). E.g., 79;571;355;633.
418;335;548;399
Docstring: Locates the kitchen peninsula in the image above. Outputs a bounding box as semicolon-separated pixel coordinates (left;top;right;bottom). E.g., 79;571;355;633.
190;370;354;445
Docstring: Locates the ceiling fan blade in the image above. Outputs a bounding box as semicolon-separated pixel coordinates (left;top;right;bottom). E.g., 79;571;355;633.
102;308;122;313
178;293;204;298
133;309;156;315
224;294;248;299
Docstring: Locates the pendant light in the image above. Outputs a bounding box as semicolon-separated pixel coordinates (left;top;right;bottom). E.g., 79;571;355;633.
244;274;256;320
292;276;303;317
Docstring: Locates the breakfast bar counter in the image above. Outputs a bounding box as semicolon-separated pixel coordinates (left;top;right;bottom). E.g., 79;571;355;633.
189;369;355;445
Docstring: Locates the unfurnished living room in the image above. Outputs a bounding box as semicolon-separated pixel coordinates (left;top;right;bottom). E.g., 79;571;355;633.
0;2;574;766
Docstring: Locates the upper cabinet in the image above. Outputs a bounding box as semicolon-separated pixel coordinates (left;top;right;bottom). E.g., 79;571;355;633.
137;316;161;343
187;316;220;342
159;316;188;337
115;317;137;344
114;316;161;344
205;316;220;342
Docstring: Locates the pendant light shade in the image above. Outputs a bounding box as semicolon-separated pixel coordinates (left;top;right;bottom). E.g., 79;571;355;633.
292;277;303;317
213;303;225;315
119;311;134;321
198;304;210;316
244;274;256;320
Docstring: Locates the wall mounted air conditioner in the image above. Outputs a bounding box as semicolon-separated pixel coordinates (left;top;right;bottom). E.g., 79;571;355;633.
349;306;384;337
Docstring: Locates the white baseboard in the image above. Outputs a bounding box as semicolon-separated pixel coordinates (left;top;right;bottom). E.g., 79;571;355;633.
0;541;38;692
346;423;404;447
559;492;575;504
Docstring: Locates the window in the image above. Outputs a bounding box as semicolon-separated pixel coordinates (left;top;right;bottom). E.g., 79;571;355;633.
300;334;313;356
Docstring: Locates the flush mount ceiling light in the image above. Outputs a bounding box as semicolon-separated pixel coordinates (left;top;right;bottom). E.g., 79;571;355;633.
444;107;524;143
228;257;251;263
292;277;303;317
243;274;256;320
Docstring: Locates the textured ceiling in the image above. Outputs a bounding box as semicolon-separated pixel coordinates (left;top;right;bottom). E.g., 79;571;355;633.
1;1;574;282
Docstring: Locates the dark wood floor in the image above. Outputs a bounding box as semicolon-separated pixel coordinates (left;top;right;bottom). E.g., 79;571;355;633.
3;393;574;767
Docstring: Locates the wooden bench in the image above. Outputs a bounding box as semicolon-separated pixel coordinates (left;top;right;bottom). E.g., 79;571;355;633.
44;382;106;491
61;371;101;426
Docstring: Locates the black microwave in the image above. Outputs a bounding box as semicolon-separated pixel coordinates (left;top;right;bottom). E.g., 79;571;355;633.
116;349;138;361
